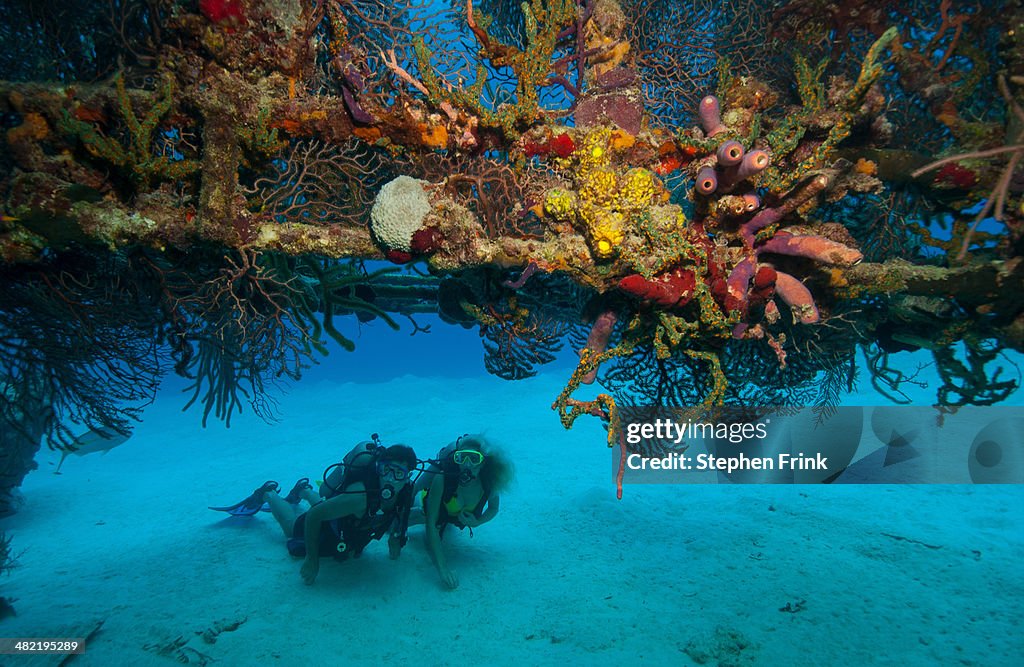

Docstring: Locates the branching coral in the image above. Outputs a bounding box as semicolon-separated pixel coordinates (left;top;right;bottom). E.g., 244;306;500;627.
243;138;397;229
442;269;582;379
176;249;315;426
910;75;1024;261
625;0;779;126
933;338;1019;406
411;0;578;138
863;344;929;404
471;296;567;380
59;75;201;189
0;252;165;447
273;256;401;353
760;28;898;194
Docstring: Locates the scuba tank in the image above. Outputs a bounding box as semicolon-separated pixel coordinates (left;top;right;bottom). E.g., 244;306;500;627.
321;434;412;502
321;434;385;500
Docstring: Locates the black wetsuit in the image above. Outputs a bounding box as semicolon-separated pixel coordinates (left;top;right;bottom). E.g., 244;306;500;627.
286;473;412;560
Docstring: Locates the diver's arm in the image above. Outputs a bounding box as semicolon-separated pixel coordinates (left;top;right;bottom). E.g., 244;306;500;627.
387;520;403;559
387;498;411;560
459;493;499;528
478;493;500;524
424;475;458;589
299;491;365;584
387;533;401;559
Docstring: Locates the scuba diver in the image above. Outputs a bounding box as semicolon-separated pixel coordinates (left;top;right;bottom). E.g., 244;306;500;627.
210;435;418;585
410;434;514;590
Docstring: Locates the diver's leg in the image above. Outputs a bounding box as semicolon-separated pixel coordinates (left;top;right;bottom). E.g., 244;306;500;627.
299;487;320;505
264;490;300;537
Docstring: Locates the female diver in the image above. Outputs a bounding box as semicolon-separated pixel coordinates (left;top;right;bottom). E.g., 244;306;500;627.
410;434;514;590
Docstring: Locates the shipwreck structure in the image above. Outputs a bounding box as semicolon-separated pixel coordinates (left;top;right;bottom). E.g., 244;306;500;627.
1;0;1022;504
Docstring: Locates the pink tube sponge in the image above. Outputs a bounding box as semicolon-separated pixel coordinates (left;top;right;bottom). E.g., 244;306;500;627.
740;173;833;245
741;193;761;212
695;166;718;195
724;257;755;315
774;271;820;324
581;310;618;384
716;140;745;167
699;96;726;137
719;150;770;191
732;150;770;181
758;232;863;266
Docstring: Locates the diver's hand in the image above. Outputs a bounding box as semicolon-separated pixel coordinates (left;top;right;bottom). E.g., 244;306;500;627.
440;567;459;590
300;557;319;585
388;534;402;560
458;510;480;527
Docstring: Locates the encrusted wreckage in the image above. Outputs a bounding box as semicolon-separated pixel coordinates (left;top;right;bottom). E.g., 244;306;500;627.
1;0;1023;499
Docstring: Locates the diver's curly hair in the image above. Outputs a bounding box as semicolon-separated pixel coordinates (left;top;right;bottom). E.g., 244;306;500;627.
457;434;515;493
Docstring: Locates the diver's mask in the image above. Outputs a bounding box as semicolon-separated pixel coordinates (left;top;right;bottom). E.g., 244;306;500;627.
454;449;484;485
453;449;484;466
376;460;409;501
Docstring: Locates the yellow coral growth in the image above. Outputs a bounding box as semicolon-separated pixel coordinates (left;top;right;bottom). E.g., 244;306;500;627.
543;128;666;262
6;112;49;144
579;166;618;206
353;126;382;142
578;128;612;171
854;158;878;176
828;267;849;287
618;168;660;211
609;129;635;150
588;209;625;258
543;188;576;221
419;122;448;149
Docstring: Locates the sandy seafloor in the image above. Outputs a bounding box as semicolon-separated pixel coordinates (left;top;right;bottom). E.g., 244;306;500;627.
1;317;1022;666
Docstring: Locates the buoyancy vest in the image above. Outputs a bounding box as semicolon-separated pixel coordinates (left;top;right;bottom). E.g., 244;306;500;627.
435;444;491;528
321;440;414;557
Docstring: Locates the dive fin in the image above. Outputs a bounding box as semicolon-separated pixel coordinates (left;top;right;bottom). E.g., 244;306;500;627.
209;481;279;516
283;478;312;504
253;478;311;512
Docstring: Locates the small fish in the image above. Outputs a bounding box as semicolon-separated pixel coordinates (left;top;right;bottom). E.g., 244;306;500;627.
54;427;132;473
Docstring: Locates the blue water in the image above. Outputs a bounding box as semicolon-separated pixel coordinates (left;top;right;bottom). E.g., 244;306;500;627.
1;316;1022;666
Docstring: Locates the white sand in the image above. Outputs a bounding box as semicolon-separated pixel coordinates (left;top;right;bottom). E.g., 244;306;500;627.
2;353;1022;665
